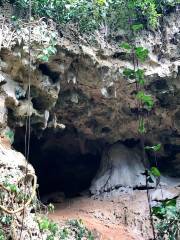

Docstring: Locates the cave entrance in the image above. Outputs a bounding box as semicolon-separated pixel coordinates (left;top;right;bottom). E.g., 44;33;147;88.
13;127;102;200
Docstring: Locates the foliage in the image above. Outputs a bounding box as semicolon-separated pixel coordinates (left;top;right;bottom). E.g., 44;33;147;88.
135;47;149;62
59;228;69;239
38;217;58;234
38;45;57;62
0;230;5;240
150;167;161;177
4;130;14;144
37;32;57;62
123;68;135;79
0;215;12;226
68;219;94;240
122;7;165;239
123;68;145;85
153;199;180;239
11;0;179;32
47;203;55;213
4;183;19;194
38;218;94;239
136;91;154;110
145;144;161;152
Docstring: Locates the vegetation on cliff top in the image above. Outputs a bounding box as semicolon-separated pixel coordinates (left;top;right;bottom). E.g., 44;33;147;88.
2;0;180;32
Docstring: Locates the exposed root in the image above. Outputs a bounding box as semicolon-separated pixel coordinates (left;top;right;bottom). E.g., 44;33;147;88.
0;173;37;214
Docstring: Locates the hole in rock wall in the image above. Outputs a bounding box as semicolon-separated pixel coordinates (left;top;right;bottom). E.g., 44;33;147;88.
13;127;102;200
39;64;60;83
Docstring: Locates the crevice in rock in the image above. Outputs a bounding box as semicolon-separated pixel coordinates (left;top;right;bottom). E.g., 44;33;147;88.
39;64;60;83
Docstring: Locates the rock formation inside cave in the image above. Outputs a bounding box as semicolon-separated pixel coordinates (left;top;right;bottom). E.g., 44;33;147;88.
13;126;180;202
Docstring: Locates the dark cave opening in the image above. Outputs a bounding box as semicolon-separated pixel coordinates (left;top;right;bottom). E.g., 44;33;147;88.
13;127;102;199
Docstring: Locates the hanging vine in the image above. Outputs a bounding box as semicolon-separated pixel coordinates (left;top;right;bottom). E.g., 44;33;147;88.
121;1;180;239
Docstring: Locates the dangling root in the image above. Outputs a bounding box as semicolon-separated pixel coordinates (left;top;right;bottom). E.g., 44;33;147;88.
0;173;37;214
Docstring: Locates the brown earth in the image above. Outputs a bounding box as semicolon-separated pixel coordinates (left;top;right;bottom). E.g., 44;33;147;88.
49;195;148;240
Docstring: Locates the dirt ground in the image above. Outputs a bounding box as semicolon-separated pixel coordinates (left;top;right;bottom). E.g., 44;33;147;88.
49;194;151;240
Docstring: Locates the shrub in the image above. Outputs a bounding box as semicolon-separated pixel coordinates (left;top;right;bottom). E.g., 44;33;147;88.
8;0;179;32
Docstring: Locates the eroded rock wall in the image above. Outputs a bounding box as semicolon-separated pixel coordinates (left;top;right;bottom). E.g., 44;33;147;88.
0;10;180;177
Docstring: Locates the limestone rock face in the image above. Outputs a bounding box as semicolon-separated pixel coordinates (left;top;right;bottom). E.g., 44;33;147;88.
90;143;146;195
150;187;180;202
0;10;179;176
90;142;180;196
0;142;42;240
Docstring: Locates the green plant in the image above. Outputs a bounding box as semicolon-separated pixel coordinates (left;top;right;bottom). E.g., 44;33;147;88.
37;31;57;62
145;144;161;152
68;219;94;239
59;228;69;239
47;203;55;213
0;215;12;226
38;217;58;235
46;234;54;240
153;199;180;239
3;182;20;194
12;0;179;33
135;47;149;62
4;130;14;144
38;217;50;231
121;4;164;238
136;91;154;110
0;230;5;240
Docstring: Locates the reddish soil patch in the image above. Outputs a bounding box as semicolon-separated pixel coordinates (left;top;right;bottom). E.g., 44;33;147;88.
50;196;144;240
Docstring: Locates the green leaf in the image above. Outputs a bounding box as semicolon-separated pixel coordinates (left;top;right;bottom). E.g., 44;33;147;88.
49;222;58;234
123;68;135;79
6;184;19;194
145;144;161;152
165;199;176;207
120;42;132;52
38;54;49;62
136;91;154;110
5;130;14;144
39;218;50;231
96;0;106;6
135;69;145;85
150;167;161;177
166;205;177;218
132;24;143;32
135;47;149;62
47;46;57;55
152;206;166;218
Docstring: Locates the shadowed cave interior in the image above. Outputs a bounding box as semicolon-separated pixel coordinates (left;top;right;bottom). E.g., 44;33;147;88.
13;127;102;199
12;126;180;201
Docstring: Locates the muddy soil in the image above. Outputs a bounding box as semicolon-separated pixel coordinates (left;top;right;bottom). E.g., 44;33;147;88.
49;192;153;240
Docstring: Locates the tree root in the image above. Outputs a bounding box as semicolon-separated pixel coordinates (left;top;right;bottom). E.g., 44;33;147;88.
0;173;37;214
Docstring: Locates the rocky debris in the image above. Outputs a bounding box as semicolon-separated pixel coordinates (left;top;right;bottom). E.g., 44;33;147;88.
150;187;180;202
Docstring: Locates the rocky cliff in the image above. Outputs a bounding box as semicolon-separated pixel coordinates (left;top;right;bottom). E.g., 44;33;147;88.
0;8;180;173
0;5;180;240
